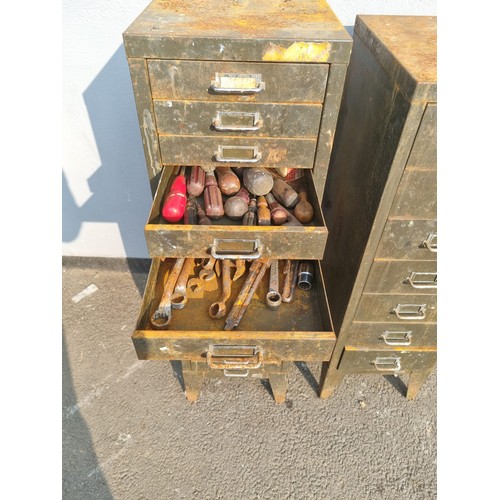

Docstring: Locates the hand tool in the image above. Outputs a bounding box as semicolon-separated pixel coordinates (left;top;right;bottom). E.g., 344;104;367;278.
265;260;282;310
271;177;299;208
224;258;271;330
161;166;187;223
233;259;246;281
199;257;218;282
216;167;241;196
151;257;185;328
243;167;274;196
204;171;225;219
208;259;234;319
170;258;195;309
187;165;206;197
187;277;205;293
242;198;257;225
224;186;250;220
293;189;314;223
265;193;287;225
194;199;211;225
183;196;198;225
282;205;303;226
297;261;314;290
257;195;271;225
282;259;298;303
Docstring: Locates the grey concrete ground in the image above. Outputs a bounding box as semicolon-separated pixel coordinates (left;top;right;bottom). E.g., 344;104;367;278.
62;257;436;500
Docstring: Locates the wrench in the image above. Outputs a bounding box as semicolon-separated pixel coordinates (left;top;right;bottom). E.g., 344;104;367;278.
208;260;234;319
151;258;185;329
199;257;217;282
265;260;282;310
187;277;205;293
233;259;246;281
282;260;298;303
170;258;194;309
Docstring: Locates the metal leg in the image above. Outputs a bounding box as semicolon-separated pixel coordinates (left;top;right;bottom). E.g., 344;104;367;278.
268;363;290;404
406;369;432;400
319;361;345;399
181;361;204;402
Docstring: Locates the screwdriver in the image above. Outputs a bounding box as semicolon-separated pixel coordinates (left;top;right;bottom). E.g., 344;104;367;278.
161;166;187;223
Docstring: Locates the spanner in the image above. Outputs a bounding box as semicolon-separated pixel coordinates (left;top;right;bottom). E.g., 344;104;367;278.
282;260;298;303
265;260;282;310
170;258;194;309
199;257;218;282
208;260;234;319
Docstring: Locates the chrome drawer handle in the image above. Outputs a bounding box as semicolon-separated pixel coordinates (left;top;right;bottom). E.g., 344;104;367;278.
392;304;427;320
223;369;250;377
212;111;263;132
380;331;413;346
211;238;263;260
210;72;265;94
206;345;263;370
404;271;437;289
372;356;401;372
421;233;437;253
214;145;262;163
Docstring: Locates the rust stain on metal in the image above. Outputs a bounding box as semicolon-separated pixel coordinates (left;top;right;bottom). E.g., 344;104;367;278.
266;147;288;163
262;41;331;62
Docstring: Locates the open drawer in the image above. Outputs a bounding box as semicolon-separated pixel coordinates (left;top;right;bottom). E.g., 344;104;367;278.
144;167;328;259
132;258;336;363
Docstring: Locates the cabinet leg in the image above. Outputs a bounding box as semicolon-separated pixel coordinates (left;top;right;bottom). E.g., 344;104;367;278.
268;370;289;404
406;369;432;400
319;361;344;399
181;362;204;402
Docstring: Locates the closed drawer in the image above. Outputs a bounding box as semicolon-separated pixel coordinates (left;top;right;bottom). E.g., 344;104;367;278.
354;294;437;323
406;103;436;170
389;169;436;219
148;60;329;103
338;346;437;373
349;322;437;349
376;219;437;260
158;135;317;169
182;360;287;380
364;260;437;294
154;100;323;138
145;167;328;260
132;259;336;363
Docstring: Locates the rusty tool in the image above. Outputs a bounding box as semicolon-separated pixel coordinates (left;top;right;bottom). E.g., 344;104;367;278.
204;171;224;219
208;259;234;319
297;261;314;290
170;258;195;309
243;168;274;196
242;198;257;225
187;166;206;197
216;167;241;196
183;196;197;225
265;260;282;310
257;195;271;225
195;199;211;225
271;177;299;208
293;189;314;223
199;257;218;282
265;193;287;225
233;259;246;281
224;186;250;220
187;277;205;293
224;258;271;330
282;259;299;303
151;258;185;328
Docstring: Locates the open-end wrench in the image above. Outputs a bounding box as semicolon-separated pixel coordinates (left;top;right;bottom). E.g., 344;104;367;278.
170;258;194;309
233;259;246;281
208;260;234;319
265;260;282;310
151;258;185;329
186;277;205;293
199;257;217;282
282;259;298;303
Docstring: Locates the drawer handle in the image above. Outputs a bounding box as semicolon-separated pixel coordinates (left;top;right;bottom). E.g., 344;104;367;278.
392;303;427;320
210;72;265;95
371;356;401;372
211;238;263;260
212;111;263;132
214;145;262;163
206;345;263;370
223;369;250;378
380;331;413;346
420;233;438;253
404;271;437;289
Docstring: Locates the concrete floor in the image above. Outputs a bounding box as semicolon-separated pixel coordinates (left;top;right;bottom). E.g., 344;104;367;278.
62;257;437;500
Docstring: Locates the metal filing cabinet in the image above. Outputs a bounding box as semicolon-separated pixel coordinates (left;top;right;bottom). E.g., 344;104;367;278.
319;16;437;400
123;0;352;402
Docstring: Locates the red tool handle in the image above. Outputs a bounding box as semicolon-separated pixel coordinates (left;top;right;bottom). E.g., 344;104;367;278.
162;168;187;223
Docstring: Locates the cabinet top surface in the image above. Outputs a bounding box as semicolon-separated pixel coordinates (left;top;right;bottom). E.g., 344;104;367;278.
124;0;351;42
356;15;436;86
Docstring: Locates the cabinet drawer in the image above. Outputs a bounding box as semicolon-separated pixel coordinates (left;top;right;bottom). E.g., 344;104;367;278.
148;60;329;103
349;322;437;349
376;219;437;260
158;135;317;169
145;167;328;259
406;103;436;170
389;169;437;219
182;360;287;380
354;293;437;323
154;100;323;138
364;260;437;294
132;259;336;363
338;346;437;373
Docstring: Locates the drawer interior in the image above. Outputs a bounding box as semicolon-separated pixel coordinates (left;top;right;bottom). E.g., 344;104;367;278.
136;258;333;335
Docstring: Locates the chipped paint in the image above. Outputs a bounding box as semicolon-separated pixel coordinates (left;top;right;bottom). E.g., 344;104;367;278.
262;41;331;62
142;109;159;175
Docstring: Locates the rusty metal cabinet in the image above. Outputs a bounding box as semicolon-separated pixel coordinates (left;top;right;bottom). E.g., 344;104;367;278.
123;0;352;402
319;15;437;400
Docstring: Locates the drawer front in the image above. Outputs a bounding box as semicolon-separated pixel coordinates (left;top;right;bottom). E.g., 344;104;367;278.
348;322;437;349
376;219;437;260
338;346;437;374
146;168;328;260
133;258;336;363
158;135;317;169
364;260;437;294
406;103;437;170
154;100;323;138
354;294;437;323
148;60;329;103
389;169;437;219
182;360;287;380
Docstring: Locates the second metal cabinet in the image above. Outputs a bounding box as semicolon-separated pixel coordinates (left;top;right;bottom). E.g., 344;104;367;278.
123;0;352;402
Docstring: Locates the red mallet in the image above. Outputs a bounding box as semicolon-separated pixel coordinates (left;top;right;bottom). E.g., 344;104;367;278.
162;166;187;223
